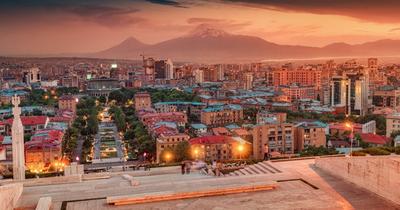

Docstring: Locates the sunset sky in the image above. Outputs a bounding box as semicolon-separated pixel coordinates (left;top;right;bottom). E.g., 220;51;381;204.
2;0;400;55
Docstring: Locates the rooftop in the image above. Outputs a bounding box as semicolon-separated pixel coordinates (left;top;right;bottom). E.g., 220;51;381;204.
5;116;48;126
191;123;207;129
202;104;242;112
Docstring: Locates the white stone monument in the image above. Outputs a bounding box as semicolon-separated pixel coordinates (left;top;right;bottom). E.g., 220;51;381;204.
12;95;25;180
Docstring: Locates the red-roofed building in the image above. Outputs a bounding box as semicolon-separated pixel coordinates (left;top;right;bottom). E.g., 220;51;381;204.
0;136;12;161
189;135;251;161
5;116;48;135
329;120;376;136
50;116;73;126
0;121;6;136
25;129;64;169
359;133;391;146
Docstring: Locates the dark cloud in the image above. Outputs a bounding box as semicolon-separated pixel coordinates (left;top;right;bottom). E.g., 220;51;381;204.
221;0;400;23
0;0;144;27
145;0;188;8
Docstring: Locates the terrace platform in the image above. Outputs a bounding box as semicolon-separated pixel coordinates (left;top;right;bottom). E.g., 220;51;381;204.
10;159;400;210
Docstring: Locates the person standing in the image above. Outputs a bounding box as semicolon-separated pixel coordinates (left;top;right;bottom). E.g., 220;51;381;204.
185;161;191;174
216;161;222;177
181;161;185;175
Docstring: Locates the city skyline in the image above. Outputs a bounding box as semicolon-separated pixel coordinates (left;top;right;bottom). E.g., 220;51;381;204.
2;0;400;56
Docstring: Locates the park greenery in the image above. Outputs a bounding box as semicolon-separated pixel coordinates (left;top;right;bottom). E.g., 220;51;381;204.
107;87;200;105
109;106;126;132
273;108;346;123
299;146;339;157
20;87;79;107
62;97;100;162
352;146;400;156
106;88;200;161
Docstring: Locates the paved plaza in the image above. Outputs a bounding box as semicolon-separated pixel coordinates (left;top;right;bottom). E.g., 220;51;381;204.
15;159;400;210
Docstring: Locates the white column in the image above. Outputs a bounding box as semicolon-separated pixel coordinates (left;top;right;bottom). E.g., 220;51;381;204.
11;95;25;180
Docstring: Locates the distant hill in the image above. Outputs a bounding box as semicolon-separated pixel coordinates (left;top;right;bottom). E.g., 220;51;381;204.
90;25;400;62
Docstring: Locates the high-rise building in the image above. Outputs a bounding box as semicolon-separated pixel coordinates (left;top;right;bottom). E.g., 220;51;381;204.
154;59;174;80
217;64;224;81
329;76;347;109
330;73;370;116
279;84;315;102
272;68;322;90
194;69;204;84
155;60;167;79
165;59;174;80
23;67;41;85
368;58;378;72
243;73;253;90
143;57;155;82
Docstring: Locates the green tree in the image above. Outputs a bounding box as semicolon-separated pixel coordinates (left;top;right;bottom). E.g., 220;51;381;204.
98;95;107;104
110;106;126;132
244;107;257;123
300;146;338;157
174;141;191;162
109;90;127;104
62;127;78;160
87;109;99;135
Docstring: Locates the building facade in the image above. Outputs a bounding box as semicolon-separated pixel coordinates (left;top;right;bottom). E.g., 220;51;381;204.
134;92;152;111
251;123;294;159
156;133;190;163
200;104;243;126
58;95;78;114
294;121;327;152
330;73;370;116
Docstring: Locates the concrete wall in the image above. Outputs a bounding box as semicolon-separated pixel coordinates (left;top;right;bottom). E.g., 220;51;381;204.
0;183;23;210
315;156;400;205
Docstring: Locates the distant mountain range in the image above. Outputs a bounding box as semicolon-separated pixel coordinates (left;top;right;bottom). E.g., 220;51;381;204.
90;25;400;62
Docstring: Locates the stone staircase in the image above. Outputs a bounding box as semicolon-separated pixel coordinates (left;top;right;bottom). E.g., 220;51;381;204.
226;161;282;176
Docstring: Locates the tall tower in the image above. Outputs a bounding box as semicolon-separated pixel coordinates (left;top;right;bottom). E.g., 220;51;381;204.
244;73;254;90
12;95;25;180
165;59;174;80
194;69;204;84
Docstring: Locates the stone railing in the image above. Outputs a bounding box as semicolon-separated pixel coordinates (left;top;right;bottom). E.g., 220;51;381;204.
0;183;23;210
315;156;400;205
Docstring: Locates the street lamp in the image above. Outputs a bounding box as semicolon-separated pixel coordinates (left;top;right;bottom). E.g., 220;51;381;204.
165;153;172;163
345;122;354;157
238;144;244;160
194;149;199;160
